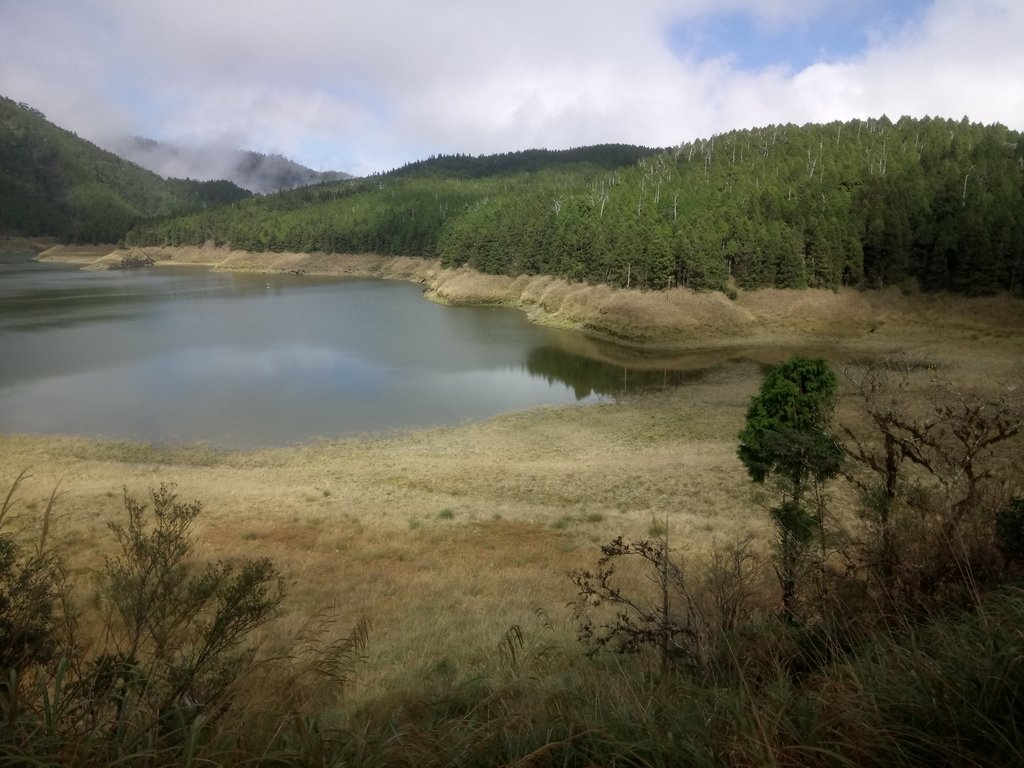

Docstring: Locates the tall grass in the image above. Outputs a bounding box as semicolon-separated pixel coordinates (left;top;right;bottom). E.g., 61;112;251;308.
3;340;1022;764
0;481;368;767
4;487;1024;766
323;586;1024;767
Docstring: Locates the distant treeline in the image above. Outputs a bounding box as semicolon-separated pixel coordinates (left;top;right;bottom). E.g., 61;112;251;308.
383;144;663;178
125;116;1024;296
0;96;251;242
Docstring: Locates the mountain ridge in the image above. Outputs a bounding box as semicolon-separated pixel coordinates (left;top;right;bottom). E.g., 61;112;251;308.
5;94;1023;299
0;96;251;242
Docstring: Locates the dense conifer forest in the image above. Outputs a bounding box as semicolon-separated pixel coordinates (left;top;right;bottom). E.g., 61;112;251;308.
0;97;251;242
125;116;1024;296
4;95;1022;297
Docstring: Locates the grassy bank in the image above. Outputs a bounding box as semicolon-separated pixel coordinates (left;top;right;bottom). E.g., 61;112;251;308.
37;243;1024;350
3;326;1021;693
0;370;771;698
7;244;1024;764
15;244;1024;695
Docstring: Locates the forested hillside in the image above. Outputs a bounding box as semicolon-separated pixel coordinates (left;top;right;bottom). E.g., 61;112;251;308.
5;99;1022;295
125;116;1023;296
124;146;660;256
443;117;1024;295
0;97;251;242
387;144;662;178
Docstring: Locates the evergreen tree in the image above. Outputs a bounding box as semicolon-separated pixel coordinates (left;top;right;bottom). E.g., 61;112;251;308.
738;356;843;622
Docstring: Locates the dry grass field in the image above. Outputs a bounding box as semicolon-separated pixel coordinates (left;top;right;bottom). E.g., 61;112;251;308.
0;370;773;700
8;244;1024;708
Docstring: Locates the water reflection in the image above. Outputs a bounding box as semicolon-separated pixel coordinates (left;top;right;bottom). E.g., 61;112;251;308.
0;251;789;446
1;254;614;445
0;272;274;331
525;346;712;399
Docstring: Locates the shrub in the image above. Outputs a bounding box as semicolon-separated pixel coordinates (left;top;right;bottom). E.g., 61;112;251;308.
570;529;770;678
0;479;366;765
570;532;702;675
0;471;68;681
996;497;1024;561
841;359;1024;607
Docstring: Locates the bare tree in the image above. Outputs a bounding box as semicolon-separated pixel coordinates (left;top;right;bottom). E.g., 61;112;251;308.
840;359;1023;598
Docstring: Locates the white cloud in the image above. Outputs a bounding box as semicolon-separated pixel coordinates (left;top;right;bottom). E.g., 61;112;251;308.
1;0;1021;176
781;0;1024;127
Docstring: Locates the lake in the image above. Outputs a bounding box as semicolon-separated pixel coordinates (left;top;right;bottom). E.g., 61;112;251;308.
0;252;704;447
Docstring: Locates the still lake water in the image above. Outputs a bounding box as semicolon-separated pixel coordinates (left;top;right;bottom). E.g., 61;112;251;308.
0;252;699;447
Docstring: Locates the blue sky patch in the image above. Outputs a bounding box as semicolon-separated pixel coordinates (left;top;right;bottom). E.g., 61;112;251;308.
668;1;932;72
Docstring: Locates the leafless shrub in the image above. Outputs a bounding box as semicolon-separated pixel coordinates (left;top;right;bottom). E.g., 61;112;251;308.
570;526;771;676
840;357;1024;606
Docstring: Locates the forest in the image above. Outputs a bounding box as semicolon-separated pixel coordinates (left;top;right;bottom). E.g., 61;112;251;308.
4;95;1023;297
0;96;250;243
124;115;1024;296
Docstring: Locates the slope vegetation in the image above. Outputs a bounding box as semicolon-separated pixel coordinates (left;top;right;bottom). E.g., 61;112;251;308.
0;96;251;242
125;116;1024;297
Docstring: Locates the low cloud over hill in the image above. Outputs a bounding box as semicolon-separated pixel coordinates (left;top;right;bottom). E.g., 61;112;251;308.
108;137;353;193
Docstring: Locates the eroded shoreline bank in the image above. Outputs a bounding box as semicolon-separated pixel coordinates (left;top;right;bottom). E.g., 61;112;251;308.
31;243;1024;354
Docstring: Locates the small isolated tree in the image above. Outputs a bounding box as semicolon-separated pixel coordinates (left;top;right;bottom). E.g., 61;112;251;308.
570;530;765;678
738;356;843;622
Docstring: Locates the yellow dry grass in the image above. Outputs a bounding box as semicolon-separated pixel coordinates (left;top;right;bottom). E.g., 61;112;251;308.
1;367;773;698
10;244;1024;702
5;346;1020;700
57;244;445;284
33;243;118;263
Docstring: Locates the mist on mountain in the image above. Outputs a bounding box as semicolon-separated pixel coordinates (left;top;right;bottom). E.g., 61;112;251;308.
108;136;353;194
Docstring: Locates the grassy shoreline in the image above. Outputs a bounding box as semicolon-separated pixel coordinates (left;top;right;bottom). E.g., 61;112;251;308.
34;242;1024;351
3;344;1021;700
6;240;1024;716
0;379;773;698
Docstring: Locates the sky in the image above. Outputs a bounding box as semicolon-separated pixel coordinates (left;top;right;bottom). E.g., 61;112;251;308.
1;0;1022;177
